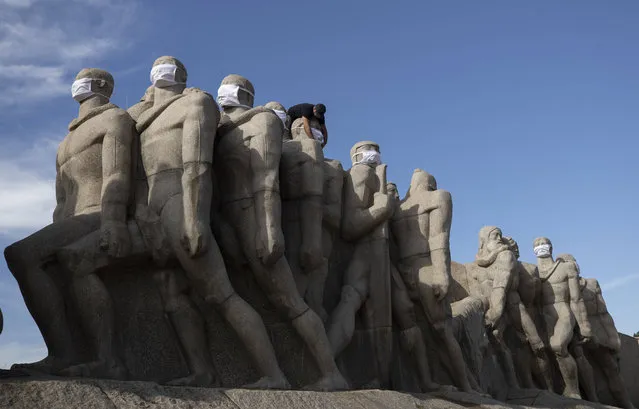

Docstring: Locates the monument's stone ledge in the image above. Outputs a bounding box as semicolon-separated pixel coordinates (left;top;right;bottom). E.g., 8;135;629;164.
0;377;617;409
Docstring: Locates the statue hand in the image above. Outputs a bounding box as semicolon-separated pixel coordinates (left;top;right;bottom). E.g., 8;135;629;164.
181;220;210;258
373;192;392;215
256;225;284;266
100;221;131;258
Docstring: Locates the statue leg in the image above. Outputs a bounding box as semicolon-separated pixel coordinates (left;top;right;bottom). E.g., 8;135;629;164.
327;243;369;358
229;200;347;391
297;140;324;271
548;308;581;399
305;228;335;323
596;350;635;409
417;261;473;393
164;197;289;390
516;303;553;390
391;264;439;392
508;304;539;389
154;269;216;387
4;213;101;373
570;341;598;402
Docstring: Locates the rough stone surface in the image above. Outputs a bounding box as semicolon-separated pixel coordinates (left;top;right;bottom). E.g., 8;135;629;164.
0;378;619;409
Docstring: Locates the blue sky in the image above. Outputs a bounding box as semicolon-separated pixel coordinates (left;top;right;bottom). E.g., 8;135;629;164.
0;0;638;366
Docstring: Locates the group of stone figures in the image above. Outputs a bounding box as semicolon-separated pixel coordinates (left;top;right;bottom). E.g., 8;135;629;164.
2;56;632;408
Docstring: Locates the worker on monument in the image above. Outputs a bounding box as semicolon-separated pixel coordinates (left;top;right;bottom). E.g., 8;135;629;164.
391;170;474;393
534;237;592;399
4;69;134;379
287;103;328;147
215;74;349;391
556;254;635;408
327;141;394;388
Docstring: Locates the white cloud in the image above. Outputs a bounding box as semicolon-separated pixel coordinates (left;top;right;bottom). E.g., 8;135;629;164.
0;341;46;369
601;273;639;292
0;0;137;106
0;136;60;237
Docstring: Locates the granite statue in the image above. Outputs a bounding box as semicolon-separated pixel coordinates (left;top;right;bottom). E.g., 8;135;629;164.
534;237;592;399
214;74;348;391
4;68;133;378
557;254;634;409
503;237;553;390
390;170;473;393
327;141;393;388
279;108;327;319
467;227;521;390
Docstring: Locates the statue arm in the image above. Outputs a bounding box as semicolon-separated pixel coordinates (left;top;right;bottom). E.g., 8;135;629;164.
321;124;328;147
486;252;515;327
322;165;344;231
251;113;284;265
52;158;65;223
568;267;592;338
181;94;219;255
341;168;392;241
101;113;134;225
428;190;453;299
302;116;313;139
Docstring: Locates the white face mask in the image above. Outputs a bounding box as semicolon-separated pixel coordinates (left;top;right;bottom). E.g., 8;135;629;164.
272;109;288;128
353;150;381;166
217;84;254;109
534;244;551;257
71;78;96;102
311;128;324;144
150;64;182;88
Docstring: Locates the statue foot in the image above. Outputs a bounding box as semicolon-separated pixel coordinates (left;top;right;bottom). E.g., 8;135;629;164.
564;392;582;400
303;371;350;391
243;375;291;390
422;382;444;393
11;356;70;374
59;360;127;380
165;371;215;387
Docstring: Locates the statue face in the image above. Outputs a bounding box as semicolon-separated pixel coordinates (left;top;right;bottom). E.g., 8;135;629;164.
486;229;504;253
533;237;552;258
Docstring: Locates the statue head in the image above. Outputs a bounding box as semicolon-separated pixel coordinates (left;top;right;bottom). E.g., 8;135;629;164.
218;74;255;109
264;101;287;128
476;226;509;267
150;56;187;87
556;253;580;274
503;236;520;259
140;85;155;102
350;140;381;167
71;68;114;103
407;169;437;196
386;182;399;201
533;237;553;259
313;103;326;120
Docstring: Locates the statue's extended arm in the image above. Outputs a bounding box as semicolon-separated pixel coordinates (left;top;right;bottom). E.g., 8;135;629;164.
486;251;515;328
568;266;592;338
251;112;285;265
428;189;453;300
322;163;344;231
181;93;219;257
100;111;135;257
341;167;392;241
52;157;65;223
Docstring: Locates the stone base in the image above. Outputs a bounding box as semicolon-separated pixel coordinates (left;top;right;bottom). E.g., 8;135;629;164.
0;377;618;409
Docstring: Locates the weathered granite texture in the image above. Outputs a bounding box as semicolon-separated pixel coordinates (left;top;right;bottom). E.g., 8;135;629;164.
0;377;619;409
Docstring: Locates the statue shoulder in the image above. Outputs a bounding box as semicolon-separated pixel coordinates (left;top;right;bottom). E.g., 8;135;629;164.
182;88;218;109
431;189;452;204
108;106;135;124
